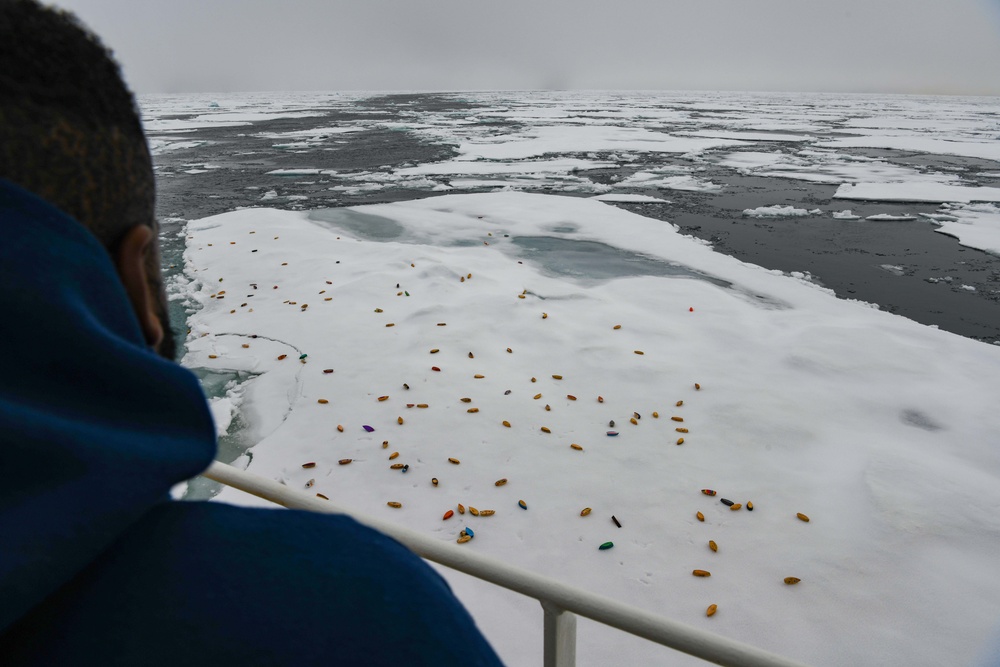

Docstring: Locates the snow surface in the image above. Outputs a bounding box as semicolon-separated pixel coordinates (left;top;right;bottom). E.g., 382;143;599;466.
179;191;1000;667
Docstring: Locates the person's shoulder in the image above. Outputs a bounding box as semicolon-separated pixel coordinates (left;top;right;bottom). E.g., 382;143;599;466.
85;501;502;666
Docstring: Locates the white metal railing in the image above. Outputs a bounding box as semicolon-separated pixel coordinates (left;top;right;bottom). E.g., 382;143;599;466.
202;461;809;667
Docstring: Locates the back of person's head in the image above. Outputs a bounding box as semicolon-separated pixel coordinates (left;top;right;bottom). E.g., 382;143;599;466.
0;0;154;252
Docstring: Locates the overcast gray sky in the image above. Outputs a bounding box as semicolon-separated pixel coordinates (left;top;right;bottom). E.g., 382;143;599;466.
48;0;1000;96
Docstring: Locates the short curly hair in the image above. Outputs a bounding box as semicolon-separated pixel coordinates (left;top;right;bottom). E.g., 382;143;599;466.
0;0;154;251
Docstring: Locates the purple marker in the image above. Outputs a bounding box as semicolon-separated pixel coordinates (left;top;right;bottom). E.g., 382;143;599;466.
363;425;375;433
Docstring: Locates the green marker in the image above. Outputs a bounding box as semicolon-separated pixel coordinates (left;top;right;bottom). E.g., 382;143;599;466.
599;542;614;550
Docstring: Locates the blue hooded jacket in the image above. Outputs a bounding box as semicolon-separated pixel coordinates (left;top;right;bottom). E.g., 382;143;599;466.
0;179;502;665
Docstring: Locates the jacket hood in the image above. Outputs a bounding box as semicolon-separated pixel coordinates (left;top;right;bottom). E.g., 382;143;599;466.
0;179;216;633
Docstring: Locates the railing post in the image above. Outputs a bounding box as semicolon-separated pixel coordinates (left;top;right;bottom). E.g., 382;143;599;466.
542;600;577;667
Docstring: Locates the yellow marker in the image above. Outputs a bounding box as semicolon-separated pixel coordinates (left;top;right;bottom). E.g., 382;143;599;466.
469;507;480;516
696;511;705;522
552;374;563;380
389;452;399;460
467;408;479;413
692;570;711;577
534;393;542;400
448;458;460;465
540;426;551;433
570;444;583;451
797;513;810;522
652;411;659;418
461;397;472;403
378;396;389;402
397;416;404;425
580;508;592;516
709;540;718;552
706;604;718;617
613;324;622;330
502;421;511;428
676;438;685;445
317;399;329;404
479;510;495;516
387;502;402;508
495;479;508;487
784;577;801;585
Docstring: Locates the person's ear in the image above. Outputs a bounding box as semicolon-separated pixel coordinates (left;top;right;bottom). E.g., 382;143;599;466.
113;224;164;351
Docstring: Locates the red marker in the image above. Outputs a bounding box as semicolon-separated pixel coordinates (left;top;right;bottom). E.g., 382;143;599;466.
701;489;717;496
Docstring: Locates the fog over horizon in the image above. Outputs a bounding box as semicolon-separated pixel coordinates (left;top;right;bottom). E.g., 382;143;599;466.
50;0;1000;96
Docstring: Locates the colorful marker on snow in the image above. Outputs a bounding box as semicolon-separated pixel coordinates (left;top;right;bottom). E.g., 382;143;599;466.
599;542;614;550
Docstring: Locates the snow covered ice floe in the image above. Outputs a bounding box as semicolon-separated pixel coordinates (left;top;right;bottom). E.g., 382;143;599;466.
180;191;1000;667
865;213;919;221
929;203;1000;256
835;182;1000;204
742;205;812;218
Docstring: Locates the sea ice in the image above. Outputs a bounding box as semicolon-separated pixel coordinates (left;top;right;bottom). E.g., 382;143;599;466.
865;214;918;221
742;205;811;218
835;182;1000;204
832;210;862;220
179;191;1000;667
929;203;1000;256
